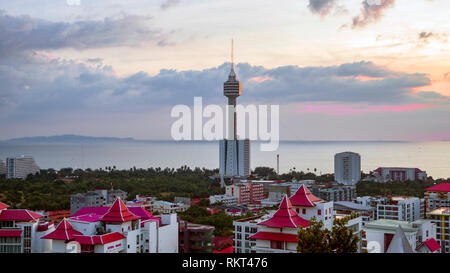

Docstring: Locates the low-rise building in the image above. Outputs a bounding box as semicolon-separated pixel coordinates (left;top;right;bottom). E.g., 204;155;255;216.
363;219;437;253
70;188;128;215
425;183;450;212
334;201;375;226
371;167;427;182
233;213;271;253
226;182;264;204
209;194;237;206
0;160;6;175
152;200;188;214
376;197;425;222
427;207;450;253
178;220;214;253
309;184;356;202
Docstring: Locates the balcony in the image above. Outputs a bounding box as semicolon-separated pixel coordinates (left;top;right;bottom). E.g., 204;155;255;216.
252;246;293;253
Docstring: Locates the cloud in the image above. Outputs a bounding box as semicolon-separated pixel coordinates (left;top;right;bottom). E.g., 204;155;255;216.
1;50;448;123
307;0;337;16
0;11;167;53
161;0;181;10
351;0;396;28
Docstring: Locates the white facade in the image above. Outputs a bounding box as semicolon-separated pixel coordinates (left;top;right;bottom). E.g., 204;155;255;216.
376;197;424;222
292;201;334;230
363;219;436;253
334;152;361;185
6;156;40;179
233;213;272;253
152;200;188;214
209;194;237;206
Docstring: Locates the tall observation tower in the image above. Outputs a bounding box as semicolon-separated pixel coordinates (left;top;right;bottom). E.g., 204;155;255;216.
219;40;250;187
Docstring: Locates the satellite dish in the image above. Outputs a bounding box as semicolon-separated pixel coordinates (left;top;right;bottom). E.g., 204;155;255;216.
66;241;81;253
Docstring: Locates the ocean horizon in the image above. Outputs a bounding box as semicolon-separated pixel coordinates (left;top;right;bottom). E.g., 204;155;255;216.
0;138;449;179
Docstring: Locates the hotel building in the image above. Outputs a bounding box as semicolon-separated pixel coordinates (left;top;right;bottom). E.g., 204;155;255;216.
334;152;361;185
5;156;40;179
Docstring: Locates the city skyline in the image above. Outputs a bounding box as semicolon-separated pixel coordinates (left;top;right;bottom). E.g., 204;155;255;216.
0;0;449;141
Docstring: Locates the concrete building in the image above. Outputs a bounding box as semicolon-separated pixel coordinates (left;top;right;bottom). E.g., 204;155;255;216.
178;220;214;253
289;184;334;230
363;219;437;253
0;160;6;175
427;207;450;253
226;182;265;204
334;214;364;252
334;152;361;185
334;201;375;226
70;189;128;215
152;200;188;214
6;156;40;179
372;167;427;182
309;184;356;202
425;183;450;211
219;43;250;182
0;202;55;253
233;213;271;253
209;194;237;206
260;183;291;207
250;195;309;253
376;197;425;222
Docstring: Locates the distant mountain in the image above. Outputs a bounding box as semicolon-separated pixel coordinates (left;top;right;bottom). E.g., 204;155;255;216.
3;134;136;143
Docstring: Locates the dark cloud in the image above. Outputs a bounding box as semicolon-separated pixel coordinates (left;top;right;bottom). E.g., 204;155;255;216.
308;0;337;16
1;51;448;122
0;11;167;53
352;0;396;28
161;0;181;10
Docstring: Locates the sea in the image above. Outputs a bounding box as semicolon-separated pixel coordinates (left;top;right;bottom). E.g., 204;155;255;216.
0;140;449;179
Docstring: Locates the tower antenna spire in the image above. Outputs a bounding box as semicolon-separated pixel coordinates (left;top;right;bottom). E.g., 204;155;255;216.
231;38;234;69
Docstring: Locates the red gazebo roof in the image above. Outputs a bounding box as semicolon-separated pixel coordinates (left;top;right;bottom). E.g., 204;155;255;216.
41;219;83;241
258;195;309;229
417;238;442;252
73;232;126;245
289;184;322;207
100;197;140;223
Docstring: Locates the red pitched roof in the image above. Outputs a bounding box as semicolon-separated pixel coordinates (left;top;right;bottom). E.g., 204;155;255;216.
289;184;322;207
426;183;450;193
0;209;44;221
73;232;125;245
100;197;140;223
250;231;298;243
213;246;234;253
41;219;83;241
418;238;442;252
258;195;309;229
0;202;9;210
0;229;23;237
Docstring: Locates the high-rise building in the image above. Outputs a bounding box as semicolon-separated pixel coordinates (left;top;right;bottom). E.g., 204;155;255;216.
219;41;250;184
6;156;40;179
334;152;361;185
0;160;6;175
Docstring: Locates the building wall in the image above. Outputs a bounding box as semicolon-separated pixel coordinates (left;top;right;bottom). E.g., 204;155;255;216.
6;156;40;179
158;214;179;253
334;152;361;185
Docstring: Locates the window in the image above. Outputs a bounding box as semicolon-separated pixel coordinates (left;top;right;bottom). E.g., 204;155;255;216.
318;210;321;215
302;209;306;214
270;241;283;250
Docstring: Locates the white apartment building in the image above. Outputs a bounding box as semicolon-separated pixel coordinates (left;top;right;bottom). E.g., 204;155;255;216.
226;182;265;204
6;156;40;179
372;167;427;182
334;152;361;186
334;201;375;226
209;194;237;206
152;200;188;214
376;197;425;222
233;213;272;253
425;183;450;211
363;219;437;253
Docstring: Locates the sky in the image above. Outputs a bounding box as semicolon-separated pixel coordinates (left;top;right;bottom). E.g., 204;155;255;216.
0;0;449;141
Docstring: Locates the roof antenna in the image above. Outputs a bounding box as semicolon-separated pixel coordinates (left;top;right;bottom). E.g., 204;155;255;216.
231;38;234;68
